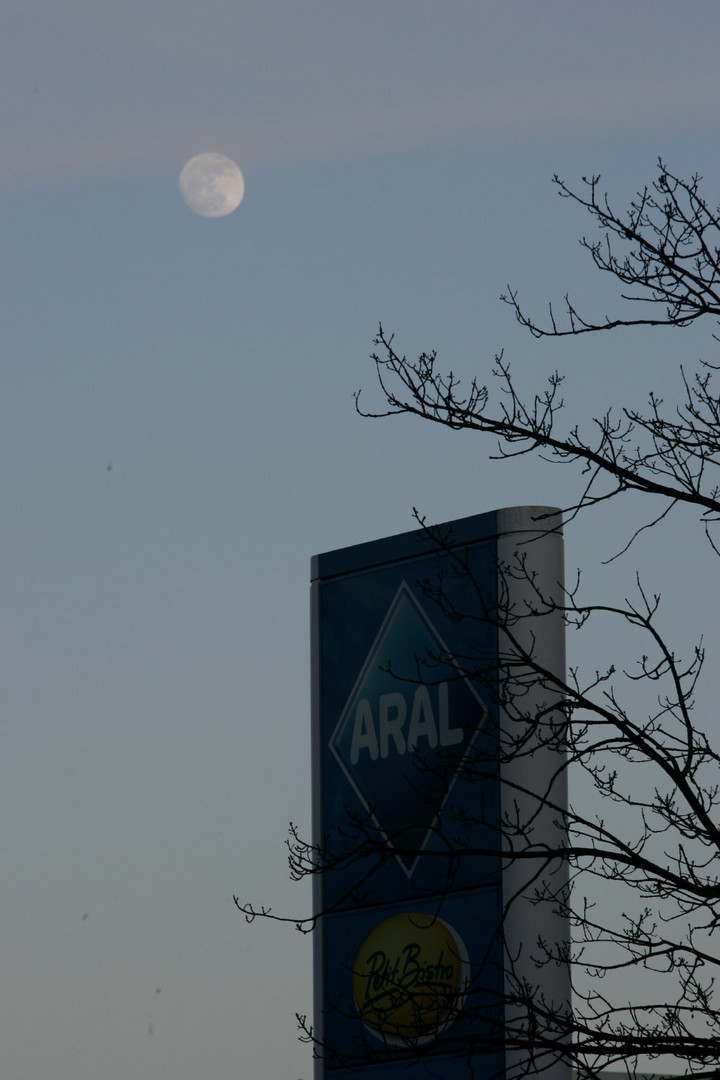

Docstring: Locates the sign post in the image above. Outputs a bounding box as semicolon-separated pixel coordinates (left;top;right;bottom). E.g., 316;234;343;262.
311;507;569;1080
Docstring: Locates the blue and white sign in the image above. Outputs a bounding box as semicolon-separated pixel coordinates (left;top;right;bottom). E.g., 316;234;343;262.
311;508;568;1080
330;581;488;877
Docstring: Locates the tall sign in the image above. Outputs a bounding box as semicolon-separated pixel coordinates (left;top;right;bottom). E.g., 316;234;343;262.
311;507;569;1080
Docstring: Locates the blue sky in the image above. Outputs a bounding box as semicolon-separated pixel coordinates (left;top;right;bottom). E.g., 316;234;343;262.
2;3;719;1078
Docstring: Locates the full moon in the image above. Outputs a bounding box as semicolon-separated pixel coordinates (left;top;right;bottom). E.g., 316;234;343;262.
179;153;245;218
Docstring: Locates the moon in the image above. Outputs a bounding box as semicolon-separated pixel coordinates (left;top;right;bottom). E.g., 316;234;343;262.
179;153;245;218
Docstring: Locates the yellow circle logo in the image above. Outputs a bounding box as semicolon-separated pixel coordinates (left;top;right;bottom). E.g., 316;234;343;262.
352;912;469;1045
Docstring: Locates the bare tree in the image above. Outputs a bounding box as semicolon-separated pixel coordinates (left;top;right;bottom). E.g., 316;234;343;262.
356;161;720;1076
238;161;720;1080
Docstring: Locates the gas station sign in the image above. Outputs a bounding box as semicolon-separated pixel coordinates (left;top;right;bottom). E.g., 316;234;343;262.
311;508;568;1080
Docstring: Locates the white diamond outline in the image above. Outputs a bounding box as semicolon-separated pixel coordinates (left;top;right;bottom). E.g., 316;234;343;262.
328;580;489;878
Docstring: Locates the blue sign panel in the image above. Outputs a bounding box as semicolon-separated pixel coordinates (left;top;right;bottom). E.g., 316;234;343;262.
329;581;489;877
311;510;507;1080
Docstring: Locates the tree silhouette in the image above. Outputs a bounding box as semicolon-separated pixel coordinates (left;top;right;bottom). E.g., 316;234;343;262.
238;161;720;1080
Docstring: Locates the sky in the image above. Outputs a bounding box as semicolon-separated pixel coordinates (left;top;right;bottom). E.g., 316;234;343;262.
2;3;719;1078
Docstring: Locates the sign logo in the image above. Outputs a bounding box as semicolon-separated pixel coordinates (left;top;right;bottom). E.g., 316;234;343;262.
352;911;469;1045
330;582;488;875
